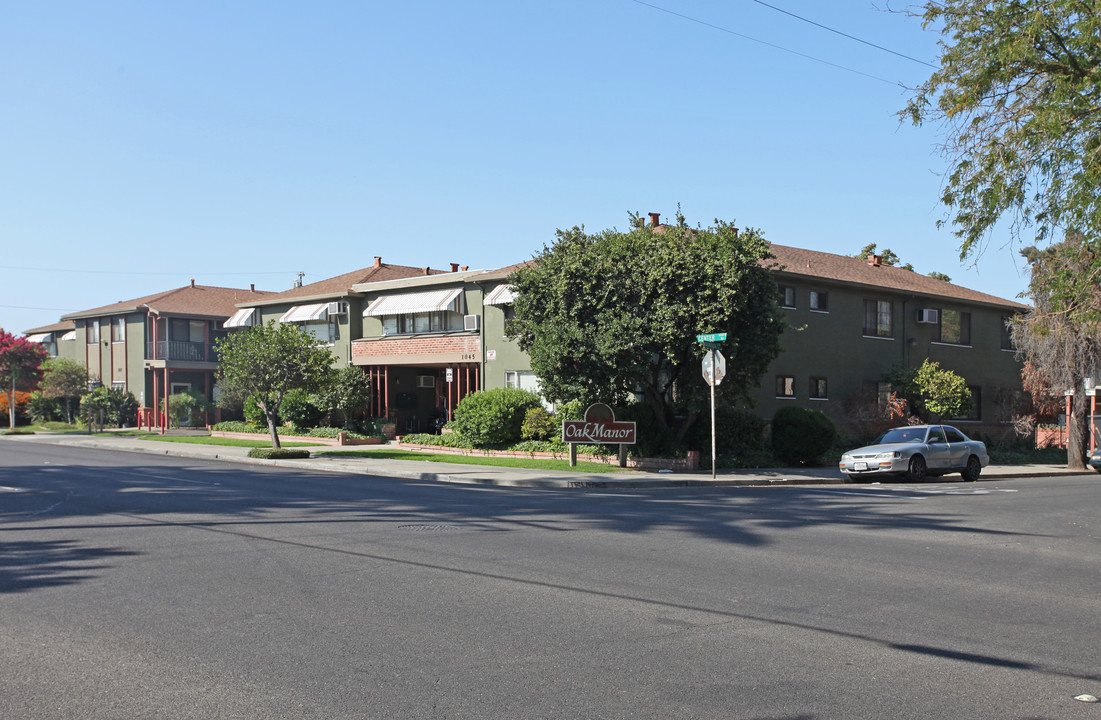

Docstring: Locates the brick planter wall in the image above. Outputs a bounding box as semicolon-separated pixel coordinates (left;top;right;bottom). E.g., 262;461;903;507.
396;441;699;471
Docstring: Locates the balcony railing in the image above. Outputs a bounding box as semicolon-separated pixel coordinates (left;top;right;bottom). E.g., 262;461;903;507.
146;341;217;363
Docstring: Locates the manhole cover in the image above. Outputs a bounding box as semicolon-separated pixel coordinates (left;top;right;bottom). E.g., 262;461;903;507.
397;524;463;532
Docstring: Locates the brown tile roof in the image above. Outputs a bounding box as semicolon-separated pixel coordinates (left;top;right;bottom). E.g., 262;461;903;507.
767;244;1028;310
23;320;76;335
245;263;447;306
62;283;275;320
482;260;537;281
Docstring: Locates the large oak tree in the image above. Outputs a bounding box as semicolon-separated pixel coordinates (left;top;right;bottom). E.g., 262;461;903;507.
508;211;785;451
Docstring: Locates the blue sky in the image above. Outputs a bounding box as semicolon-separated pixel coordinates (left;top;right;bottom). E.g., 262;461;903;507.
2;1;1032;334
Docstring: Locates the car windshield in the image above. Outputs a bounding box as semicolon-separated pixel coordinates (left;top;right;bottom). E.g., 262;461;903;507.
875;428;926;445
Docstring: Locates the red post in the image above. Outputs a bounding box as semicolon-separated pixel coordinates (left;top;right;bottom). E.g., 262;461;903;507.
1092;394;1097;454
1067;393;1073;449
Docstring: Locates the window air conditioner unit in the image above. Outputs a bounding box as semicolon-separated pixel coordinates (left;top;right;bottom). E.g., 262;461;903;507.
463;314;480;331
416;375;436;388
327;301;347;316
917;309;939;324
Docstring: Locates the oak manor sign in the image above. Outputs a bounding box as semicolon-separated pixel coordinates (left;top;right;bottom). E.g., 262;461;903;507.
562;403;636;467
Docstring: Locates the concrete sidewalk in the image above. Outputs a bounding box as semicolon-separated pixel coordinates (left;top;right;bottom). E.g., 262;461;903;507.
3;432;1092;489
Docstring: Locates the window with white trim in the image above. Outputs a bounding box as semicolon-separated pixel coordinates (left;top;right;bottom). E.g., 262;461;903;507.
776;375;796;398
382;311;464;336
936;309;971;345
863;299;893;338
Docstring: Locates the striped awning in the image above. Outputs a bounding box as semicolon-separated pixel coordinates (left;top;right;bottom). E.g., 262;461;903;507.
483;284;517;306
363;288;464;317
224;307;257;328
25;333;50;343
60;330;76;341
280;303;329;323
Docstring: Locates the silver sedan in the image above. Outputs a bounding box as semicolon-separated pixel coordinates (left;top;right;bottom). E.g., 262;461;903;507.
839;425;990;482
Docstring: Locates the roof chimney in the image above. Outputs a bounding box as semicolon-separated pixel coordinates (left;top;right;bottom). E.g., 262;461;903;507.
250;283;255;292
423;267;430;275
649;212;661;227
374;256;382;268
190;278;195;287
450;263;459;273
867;254;882;267
461;265;468;271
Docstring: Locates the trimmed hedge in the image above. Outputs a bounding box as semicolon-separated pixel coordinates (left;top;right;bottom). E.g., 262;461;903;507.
771;406;837;465
247;447;312;459
451;388;543;446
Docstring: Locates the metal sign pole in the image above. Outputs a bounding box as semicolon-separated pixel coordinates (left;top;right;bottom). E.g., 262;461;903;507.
710;349;717;480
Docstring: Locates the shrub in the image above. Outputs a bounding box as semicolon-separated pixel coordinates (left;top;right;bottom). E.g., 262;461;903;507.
451;388;542;446
306;427;367;440
166;390;213;428
520;407;557;441
688;404;768;458
27;391;60;424
211;420;262;433
281;388;322;431
247;447;311;459
400;432;476;449
771;406;837;465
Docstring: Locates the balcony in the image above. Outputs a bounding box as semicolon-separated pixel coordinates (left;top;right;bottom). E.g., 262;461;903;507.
146;341;217;363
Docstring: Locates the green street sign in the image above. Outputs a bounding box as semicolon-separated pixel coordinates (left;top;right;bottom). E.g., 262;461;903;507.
696;333;727;343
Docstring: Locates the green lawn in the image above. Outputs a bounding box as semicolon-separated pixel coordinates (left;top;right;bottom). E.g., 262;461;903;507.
316;448;631;473
140;436;321;448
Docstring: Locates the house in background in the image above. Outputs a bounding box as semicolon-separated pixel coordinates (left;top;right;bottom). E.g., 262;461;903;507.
60;280;272;429
757;244;1027;431
225;257;454;369
21;320;78;361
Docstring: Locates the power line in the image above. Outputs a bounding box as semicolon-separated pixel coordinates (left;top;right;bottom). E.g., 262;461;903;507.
627;0;909;86
0;265;298;277
748;0;937;69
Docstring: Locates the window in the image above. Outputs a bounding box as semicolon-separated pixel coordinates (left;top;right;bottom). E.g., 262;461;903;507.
170;318;206;342
944;427;967;443
302;319;338;345
382;311;464;335
936;309;971;345
86;320;100;344
863;299;893;338
778;285;795;309
1001;316;1014;350
505;370;539;391
809;291;828;312
809;377;828;399
776;375;795;398
952;386;982;421
110;317;125;343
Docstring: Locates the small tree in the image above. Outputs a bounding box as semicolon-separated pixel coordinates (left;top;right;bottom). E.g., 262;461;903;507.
316;366;373;426
884;359;972;423
41;358;88;424
914;360;973;420
214;322;336;448
166;390;214;428
0;329;49;430
80;388;111;431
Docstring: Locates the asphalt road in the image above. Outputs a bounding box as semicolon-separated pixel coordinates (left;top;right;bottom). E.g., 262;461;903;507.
3;441;1101;719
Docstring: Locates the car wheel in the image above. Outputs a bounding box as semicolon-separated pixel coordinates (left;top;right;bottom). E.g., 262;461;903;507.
907;455;927;482
961;455;982;482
